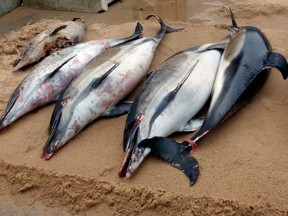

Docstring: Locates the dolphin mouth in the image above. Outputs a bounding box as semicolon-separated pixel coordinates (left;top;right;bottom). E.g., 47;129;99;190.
118;147;133;177
13;59;30;72
41;152;53;160
41;140;60;160
118;145;148;178
118;130;149;178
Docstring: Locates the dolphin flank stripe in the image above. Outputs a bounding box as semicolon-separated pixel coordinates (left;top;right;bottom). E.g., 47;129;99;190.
148;60;199;136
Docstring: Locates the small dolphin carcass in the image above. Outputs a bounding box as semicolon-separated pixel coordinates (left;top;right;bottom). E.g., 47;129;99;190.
13;18;86;71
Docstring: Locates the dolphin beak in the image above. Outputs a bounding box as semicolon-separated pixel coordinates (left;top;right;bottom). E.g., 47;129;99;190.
13;59;30;72
118;127;150;178
41;152;53;160
124;146;151;178
118;144;150;178
41;140;59;160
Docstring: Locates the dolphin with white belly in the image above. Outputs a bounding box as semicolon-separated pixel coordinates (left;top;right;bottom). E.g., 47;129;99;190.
0;22;143;131
118;40;229;183
140;7;288;185
190;7;288;143
42;15;184;159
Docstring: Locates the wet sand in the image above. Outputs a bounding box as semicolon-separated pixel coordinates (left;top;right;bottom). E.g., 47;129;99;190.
0;0;288;215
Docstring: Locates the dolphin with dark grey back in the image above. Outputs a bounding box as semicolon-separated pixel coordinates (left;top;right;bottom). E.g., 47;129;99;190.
0;22;143;131
42;15;184;160
118;40;230;183
192;6;288;142
137;7;288;185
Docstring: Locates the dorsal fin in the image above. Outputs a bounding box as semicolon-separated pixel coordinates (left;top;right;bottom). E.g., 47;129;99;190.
50;25;67;36
47;54;77;80
148;60;199;135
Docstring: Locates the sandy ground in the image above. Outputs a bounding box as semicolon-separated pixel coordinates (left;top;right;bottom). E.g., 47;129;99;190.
0;0;288;215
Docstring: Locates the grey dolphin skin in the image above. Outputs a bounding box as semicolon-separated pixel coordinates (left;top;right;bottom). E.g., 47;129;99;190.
13;18;85;71
118;40;230;183
42;15;184;160
138;7;288;185
0;22;143;131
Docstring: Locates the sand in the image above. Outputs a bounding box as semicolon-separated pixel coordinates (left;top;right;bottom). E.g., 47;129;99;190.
0;0;288;215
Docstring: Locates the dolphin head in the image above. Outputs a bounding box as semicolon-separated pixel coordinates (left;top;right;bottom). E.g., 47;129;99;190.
118;115;150;178
41;140;61;160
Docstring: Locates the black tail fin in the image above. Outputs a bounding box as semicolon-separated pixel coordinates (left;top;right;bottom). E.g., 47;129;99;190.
223;6;239;30
138;137;199;186
146;14;185;38
265;52;288;80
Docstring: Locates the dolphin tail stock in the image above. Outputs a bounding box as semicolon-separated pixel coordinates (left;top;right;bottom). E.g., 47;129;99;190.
138;137;199;186
264;52;288;80
146;14;185;38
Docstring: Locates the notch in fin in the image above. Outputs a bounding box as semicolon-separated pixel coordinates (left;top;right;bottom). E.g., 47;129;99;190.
138;137;199;186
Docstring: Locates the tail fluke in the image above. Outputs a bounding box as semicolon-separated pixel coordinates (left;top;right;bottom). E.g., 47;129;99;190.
138;137;199;186
146;14;185;38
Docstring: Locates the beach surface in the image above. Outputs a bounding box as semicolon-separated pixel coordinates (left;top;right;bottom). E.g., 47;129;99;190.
0;0;288;215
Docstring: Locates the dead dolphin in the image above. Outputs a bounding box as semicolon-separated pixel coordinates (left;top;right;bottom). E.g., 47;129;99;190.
118;40;230;182
42;15;184;159
192;6;288;142
140;7;288;185
13;18;85;71
0;22;143;131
